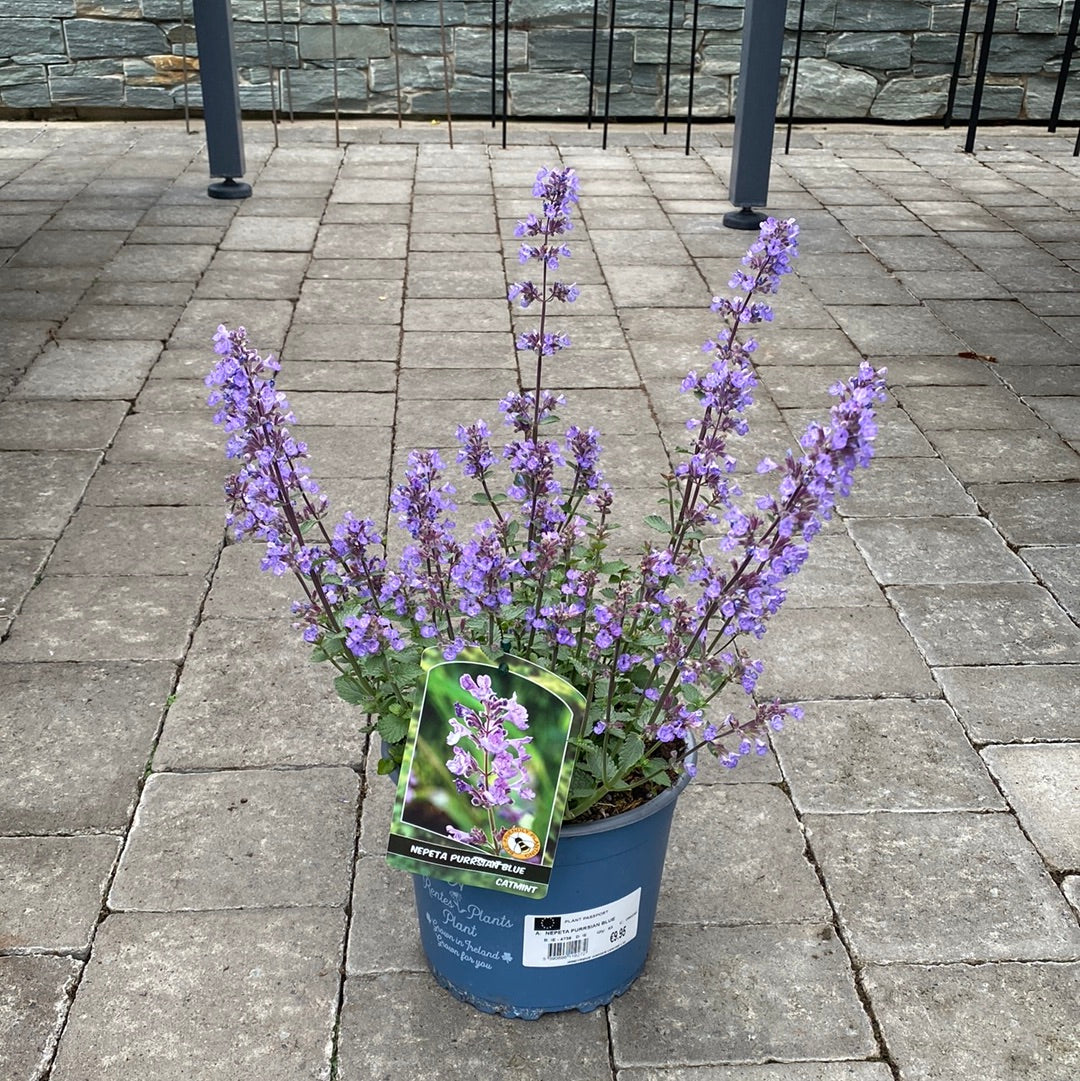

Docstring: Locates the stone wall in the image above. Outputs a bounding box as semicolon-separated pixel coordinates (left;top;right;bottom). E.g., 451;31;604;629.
1;1;1078;122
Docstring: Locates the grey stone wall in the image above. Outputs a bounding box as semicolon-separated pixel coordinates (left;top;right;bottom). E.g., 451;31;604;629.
1;1;1078;122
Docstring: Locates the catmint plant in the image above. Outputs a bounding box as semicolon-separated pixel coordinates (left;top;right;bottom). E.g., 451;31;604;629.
207;164;886;824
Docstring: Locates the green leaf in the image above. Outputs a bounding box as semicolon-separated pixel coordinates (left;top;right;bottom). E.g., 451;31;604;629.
644;514;670;533
617;734;646;773
333;675;369;708
376;712;409;745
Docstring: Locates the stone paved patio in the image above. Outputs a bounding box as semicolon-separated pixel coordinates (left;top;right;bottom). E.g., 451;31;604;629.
1;117;1078;1081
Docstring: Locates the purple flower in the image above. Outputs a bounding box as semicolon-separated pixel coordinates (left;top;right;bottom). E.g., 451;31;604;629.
444;673;534;853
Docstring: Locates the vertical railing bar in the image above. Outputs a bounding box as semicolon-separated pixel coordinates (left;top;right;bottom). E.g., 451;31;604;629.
437;0;454;147
502;0;510;148
945;0;974;128
260;0;280;147
331;1;341;147
178;0;192;134
491;0;498;127
1050;0;1080;131
784;0;806;154
684;0;700;155
277;0;294;121
588;0;601;129
965;0;998;153
662;0;675;135
261;0;279;147
391;0;404;127
601;0;616;149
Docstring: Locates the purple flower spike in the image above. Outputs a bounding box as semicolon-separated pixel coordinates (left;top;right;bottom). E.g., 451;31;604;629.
444;673;534;854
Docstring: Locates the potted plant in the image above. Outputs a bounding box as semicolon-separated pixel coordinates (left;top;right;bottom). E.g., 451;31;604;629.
205;165;886;1018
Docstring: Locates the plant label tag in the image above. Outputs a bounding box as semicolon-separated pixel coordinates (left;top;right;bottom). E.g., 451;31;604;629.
386;646;586;899
521;888;641;967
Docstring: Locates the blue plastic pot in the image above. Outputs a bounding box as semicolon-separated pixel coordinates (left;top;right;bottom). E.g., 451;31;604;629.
411;768;692;1019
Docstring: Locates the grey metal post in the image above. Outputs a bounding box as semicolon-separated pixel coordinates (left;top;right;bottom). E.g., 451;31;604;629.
724;0;785;229
192;0;251;199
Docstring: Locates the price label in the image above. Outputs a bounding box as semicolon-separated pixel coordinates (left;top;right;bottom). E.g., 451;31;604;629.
522;888;640;968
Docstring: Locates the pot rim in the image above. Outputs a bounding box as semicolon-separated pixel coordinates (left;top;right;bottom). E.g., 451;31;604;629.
560;756;695;838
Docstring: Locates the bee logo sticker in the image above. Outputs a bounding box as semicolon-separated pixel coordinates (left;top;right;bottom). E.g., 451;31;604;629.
501;827;541;861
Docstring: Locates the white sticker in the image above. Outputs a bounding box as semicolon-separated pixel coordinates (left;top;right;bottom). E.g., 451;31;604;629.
522;888;640;968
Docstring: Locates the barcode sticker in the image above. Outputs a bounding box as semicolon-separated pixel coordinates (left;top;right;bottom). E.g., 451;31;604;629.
522;888;640;968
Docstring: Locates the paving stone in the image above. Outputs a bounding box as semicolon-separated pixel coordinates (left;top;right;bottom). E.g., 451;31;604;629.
202;541;306;620
888;583;1080;665
108;410;222;463
804;812;1080;963
894;383;1045;430
109;768;358;911
277;360;397;393
97;243;216;282
780;531;887;608
755;363;885;410
981;744;1080;873
895;268;1011;300
221;216;318;252
9;229;126;268
603;263;709;308
995;362;1078;396
840;457;980;518
284;321;401;363
58;304;182;342
751;328;865;369
1026;394;1080;441
168;299;295;352
925;298;1065;366
806;272;919;306
0;401;127;451
153;618;365;769
849;516;1032;585
314;222;407;259
618;1068;894;1081
288;390;395;427
970;481;1080;545
295;278;404;324
0;835;120;952
0;956;82;1081
403;298;511;334
927;427;1080;484
859;234;976;271
133;379;216;412
608;923;875;1066
82;461;226;507
935;664;1080;743
1021;544;1080;616
658;784;830;924
0;575;206;663
1065;877;1080;918
346;856;428;975
337;971;612;1080
48;505;223;577
0;538;51;619
295;425;392;479
49;910;345;1081
0;662;173;833
10;339;160;400
862;961;1080;1081
829;303;963;356
775;699;1004;813
753;606;937;701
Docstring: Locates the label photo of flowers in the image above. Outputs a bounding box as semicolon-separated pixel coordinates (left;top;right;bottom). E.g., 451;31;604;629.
386;648;585;896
